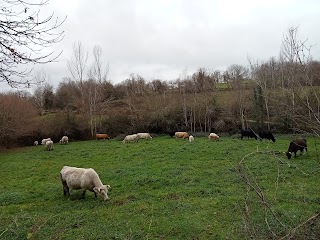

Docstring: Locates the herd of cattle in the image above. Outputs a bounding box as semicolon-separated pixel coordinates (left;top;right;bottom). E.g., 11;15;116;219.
32;130;308;201
33;135;69;151
34;130;308;160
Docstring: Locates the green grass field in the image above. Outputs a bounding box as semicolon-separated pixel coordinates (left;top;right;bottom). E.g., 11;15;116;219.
0;135;319;239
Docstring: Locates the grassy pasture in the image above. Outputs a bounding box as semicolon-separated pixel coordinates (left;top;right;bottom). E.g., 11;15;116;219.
0;135;319;239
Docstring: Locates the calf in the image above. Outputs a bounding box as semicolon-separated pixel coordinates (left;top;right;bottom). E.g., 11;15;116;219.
59;136;69;144
60;166;111;201
286;138;307;159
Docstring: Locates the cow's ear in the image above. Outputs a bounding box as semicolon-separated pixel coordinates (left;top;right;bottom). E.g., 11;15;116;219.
105;185;111;189
93;187;99;193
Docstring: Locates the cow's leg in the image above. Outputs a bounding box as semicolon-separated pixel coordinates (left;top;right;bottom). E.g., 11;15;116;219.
300;148;305;155
62;183;70;196
81;189;86;199
60;175;70;196
62;184;68;196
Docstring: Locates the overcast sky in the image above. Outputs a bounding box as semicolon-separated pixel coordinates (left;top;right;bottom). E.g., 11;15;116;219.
1;0;320;92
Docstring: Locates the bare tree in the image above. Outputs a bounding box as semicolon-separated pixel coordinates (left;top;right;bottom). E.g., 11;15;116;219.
32;70;51;115
280;26;320;134
225;64;249;129
87;45;110;136
0;0;65;87
67;42;88;113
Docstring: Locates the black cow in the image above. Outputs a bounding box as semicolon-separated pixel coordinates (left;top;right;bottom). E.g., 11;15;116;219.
286;138;307;159
166;131;176;137
240;129;257;140
258;130;275;142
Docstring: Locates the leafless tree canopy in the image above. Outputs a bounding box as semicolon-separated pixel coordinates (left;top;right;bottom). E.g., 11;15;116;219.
0;0;65;87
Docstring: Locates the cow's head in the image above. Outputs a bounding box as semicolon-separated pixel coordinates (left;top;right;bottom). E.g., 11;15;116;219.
286;152;292;159
93;185;111;201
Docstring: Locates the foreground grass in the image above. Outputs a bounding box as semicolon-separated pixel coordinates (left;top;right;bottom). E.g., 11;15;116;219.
0;135;319;239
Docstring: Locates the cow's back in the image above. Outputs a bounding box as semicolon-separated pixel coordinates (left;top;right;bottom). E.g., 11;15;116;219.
61;166;86;189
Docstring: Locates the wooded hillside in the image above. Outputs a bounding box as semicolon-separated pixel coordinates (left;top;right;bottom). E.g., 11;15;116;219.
1;28;320;148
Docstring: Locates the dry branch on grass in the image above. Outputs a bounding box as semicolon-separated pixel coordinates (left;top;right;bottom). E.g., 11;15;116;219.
236;149;319;239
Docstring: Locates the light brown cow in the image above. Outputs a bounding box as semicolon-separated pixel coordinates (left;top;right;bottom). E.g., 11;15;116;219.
175;132;189;139
208;133;220;141
96;134;110;140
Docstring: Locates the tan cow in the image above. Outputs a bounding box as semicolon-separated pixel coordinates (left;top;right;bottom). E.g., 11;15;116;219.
208;133;220;141
175;132;189;139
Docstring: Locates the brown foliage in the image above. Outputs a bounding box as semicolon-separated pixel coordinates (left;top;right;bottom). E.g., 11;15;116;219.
0;93;38;147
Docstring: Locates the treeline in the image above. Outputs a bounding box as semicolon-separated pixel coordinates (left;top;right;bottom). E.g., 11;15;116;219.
1;28;320;148
1;58;320;148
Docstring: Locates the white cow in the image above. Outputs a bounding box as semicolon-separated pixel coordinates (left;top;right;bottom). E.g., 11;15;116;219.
137;133;152;140
34;141;39;146
123;134;139;144
60;166;111;201
41;138;51;145
45;140;54;151
59;136;69;144
189;135;194;143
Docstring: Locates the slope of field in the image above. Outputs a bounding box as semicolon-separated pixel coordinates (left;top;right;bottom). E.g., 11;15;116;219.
0;135;319;239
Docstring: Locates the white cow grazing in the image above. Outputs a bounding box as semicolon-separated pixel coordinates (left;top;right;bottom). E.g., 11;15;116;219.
60;166;111;201
34;141;39;146
45;140;54;151
137;133;152;140
123;134;139;144
41;138;51;145
189;135;194;143
59;136;69;144
208;133;220;141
